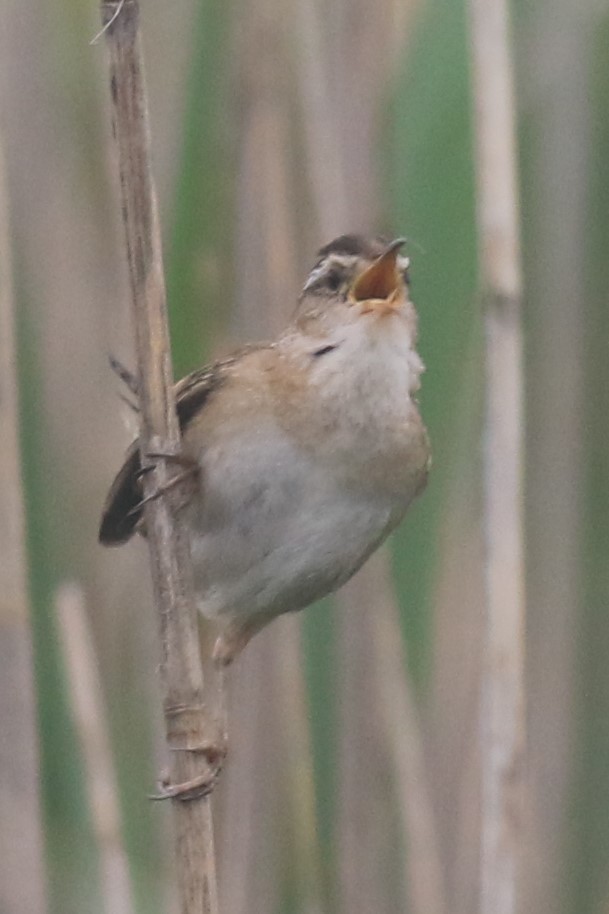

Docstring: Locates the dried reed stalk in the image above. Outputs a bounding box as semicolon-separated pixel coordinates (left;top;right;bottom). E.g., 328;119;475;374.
56;583;134;914
295;1;446;910
99;2;219;911
296;4;391;909
275;618;324;914
224;5;321;906
295;0;446;909
468;0;526;912
0;134;46;914
370;552;447;914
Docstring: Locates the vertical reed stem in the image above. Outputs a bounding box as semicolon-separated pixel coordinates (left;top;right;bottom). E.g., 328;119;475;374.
56;583;135;914
100;3;220;912
468;1;526;912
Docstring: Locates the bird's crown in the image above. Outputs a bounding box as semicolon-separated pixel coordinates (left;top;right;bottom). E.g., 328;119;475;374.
302;234;411;299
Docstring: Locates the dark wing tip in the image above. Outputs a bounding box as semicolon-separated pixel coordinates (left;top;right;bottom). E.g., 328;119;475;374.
98;443;142;546
99;356;230;548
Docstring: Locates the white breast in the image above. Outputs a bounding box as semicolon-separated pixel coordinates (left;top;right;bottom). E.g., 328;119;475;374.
189;419;398;622
188;309;427;626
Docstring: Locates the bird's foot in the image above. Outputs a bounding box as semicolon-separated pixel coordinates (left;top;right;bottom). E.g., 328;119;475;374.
150;728;228;801
127;453;200;517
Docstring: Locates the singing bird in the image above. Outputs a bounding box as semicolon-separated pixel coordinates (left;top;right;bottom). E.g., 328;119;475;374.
99;234;430;664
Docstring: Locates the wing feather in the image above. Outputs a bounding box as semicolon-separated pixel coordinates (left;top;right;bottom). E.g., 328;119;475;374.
98;345;268;546
99;364;224;545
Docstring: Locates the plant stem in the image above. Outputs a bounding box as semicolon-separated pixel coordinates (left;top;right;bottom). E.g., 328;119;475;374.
56;583;135;914
468;0;526;911
370;551;447;914
99;2;220;911
0;130;46;914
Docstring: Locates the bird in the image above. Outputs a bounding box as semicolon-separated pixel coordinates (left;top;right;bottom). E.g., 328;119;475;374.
99;234;430;665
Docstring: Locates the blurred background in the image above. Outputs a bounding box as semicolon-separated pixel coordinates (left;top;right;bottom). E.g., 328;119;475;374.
0;0;606;912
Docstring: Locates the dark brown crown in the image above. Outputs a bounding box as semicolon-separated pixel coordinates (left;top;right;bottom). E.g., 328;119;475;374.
316;234;390;262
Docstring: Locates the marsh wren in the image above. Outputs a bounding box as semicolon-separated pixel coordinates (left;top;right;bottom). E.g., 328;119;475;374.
99;235;430;663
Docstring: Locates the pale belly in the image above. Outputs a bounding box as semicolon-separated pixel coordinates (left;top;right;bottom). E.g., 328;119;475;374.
187;425;421;623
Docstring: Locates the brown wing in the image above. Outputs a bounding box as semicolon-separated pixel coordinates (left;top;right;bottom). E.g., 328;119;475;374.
98;363;229;546
98;345;268;546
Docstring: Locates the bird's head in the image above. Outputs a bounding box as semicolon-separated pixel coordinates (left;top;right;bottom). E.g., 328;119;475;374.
283;234;421;395
299;234;411;315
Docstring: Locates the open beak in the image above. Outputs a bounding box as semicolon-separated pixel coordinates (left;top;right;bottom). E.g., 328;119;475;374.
349;238;406;310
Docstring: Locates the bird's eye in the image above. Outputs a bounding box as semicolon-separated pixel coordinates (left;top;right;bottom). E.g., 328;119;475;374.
312;343;338;358
324;269;342;292
402;266;411;286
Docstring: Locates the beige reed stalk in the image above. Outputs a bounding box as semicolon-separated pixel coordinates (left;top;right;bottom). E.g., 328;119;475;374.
99;2;220;912
56;583;135;914
295;1;446;911
468;1;526;912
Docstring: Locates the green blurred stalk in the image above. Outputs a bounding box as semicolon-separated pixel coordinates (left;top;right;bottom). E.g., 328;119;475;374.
166;0;234;376
389;0;478;686
18;281;103;914
566;13;609;914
